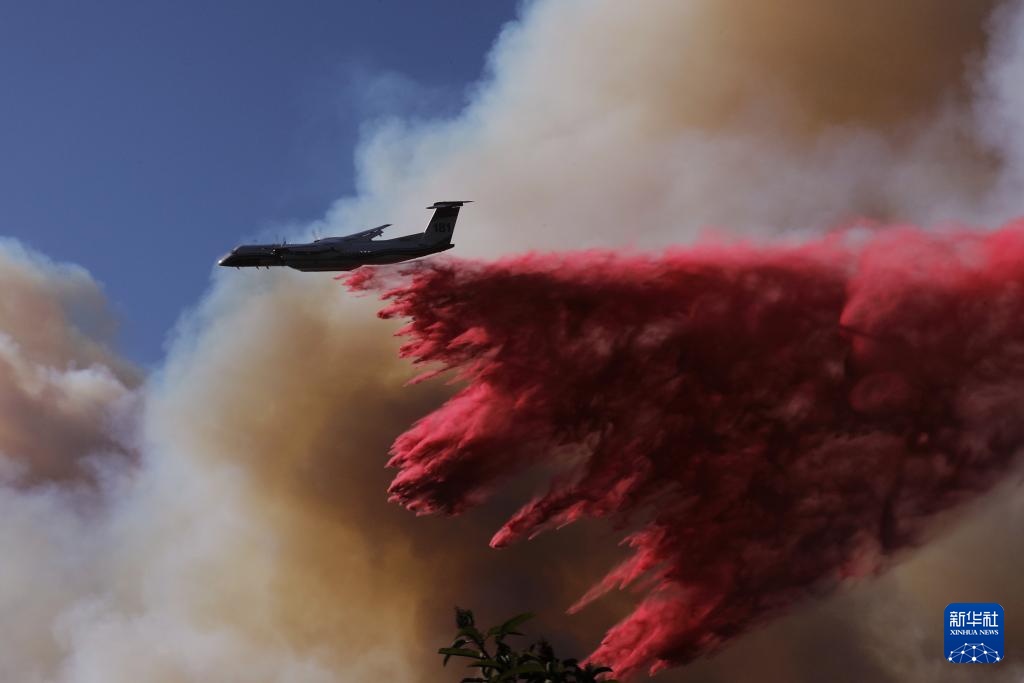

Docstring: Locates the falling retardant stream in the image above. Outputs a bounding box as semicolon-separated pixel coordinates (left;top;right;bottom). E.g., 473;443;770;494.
344;221;1024;677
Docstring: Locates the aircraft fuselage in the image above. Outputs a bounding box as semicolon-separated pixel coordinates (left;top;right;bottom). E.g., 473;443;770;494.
218;237;454;272
217;201;468;272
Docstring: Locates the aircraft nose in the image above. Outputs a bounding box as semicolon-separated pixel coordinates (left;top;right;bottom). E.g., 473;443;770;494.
218;252;236;267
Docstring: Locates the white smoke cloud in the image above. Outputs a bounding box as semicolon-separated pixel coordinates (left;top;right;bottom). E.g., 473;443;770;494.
326;0;1018;255
978;0;1024;219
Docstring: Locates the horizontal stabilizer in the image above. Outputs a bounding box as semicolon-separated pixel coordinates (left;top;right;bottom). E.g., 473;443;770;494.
426;201;472;209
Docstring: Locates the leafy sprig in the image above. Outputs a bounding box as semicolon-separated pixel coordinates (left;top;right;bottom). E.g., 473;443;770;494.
439;608;618;683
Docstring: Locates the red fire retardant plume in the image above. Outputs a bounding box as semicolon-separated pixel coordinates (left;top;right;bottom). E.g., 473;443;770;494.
344;222;1024;677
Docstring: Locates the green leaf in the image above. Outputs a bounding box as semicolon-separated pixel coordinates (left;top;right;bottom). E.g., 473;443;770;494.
439;647;482;658
467;659;503;669
439;647;483;666
493;612;534;637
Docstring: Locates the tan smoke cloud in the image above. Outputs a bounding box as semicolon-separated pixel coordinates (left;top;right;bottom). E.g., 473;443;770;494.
0;262;626;681
139;272;633;680
4;0;1024;681
0;240;138;484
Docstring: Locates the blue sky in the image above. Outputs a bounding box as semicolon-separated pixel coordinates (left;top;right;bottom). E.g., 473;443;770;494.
0;0;520;365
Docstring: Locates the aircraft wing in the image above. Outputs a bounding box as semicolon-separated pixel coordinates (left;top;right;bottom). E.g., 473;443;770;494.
340;223;391;241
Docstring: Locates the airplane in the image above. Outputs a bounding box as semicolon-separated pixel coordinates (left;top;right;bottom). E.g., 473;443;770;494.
217;201;470;272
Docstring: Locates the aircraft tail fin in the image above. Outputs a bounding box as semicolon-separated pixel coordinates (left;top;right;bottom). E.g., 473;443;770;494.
423;201;471;244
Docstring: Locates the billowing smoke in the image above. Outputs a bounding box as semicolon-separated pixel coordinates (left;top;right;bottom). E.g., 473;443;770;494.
348;220;1024;675
5;0;1024;681
329;0;1015;252
0;259;625;682
0;240;138;485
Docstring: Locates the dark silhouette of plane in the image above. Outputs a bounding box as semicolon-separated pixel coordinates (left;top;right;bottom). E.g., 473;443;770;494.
218;201;470;272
